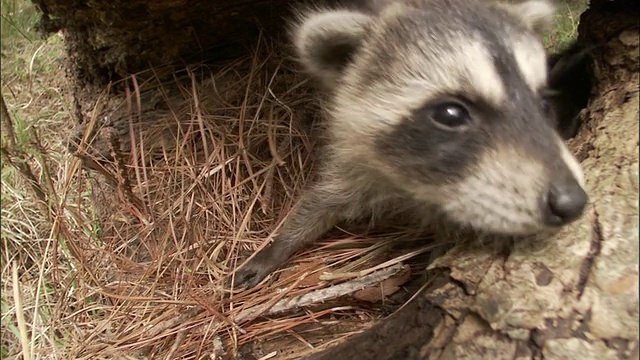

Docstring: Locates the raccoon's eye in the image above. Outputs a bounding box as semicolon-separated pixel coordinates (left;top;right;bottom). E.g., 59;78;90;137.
429;101;471;130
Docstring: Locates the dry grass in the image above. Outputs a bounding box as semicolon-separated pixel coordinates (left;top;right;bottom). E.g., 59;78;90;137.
2;2;75;358
1;0;589;359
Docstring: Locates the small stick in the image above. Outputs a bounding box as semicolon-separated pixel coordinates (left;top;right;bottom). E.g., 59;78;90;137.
156;265;405;340
234;263;404;322
165;330;187;360
12;261;32;360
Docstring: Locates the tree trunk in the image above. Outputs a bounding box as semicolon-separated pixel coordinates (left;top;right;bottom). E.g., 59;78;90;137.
31;0;297;123
304;1;640;359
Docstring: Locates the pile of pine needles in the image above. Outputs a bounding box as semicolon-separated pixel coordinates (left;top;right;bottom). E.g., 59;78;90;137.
3;36;439;360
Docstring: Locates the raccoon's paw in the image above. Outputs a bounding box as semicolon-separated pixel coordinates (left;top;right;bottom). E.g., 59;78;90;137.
231;249;284;289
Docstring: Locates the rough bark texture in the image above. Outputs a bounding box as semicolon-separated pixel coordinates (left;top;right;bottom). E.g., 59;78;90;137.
304;0;640;359
32;0;296;85
31;0;298;124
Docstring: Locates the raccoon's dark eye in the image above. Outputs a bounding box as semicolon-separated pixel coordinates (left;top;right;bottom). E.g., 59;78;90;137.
429;101;471;130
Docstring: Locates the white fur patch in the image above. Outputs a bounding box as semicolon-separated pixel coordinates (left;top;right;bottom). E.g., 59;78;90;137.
456;40;507;105
428;138;586;234
388;38;508;107
511;36;548;91
501;0;556;32
330;36;506;139
378;1;407;18
439;146;548;235
557;137;586;187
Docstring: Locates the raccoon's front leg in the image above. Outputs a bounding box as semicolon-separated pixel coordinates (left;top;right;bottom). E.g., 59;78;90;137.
233;178;355;288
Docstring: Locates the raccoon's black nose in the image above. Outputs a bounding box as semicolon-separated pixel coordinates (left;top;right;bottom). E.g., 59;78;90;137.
543;178;588;226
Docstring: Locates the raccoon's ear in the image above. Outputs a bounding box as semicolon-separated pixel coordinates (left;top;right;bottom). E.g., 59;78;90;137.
502;0;556;34
291;8;372;88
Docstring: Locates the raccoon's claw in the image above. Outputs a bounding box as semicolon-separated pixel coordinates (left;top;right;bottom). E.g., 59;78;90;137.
232;266;268;289
232;250;283;289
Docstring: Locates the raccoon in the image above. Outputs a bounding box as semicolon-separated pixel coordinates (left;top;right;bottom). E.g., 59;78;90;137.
232;0;589;288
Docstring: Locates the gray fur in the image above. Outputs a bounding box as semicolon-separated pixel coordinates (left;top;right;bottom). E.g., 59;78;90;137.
233;0;588;288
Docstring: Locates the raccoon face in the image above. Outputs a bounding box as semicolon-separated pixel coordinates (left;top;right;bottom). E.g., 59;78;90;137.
292;0;588;235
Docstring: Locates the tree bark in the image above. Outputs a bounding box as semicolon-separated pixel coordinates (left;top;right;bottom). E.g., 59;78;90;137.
31;0;297;123
32;0;296;85
304;1;640;359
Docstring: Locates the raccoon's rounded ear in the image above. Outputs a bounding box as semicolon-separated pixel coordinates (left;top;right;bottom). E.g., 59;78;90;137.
291;8;372;88
501;0;556;34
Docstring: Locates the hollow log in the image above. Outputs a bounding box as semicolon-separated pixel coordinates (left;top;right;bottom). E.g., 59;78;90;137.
32;0;298;84
31;0;298;123
303;0;639;359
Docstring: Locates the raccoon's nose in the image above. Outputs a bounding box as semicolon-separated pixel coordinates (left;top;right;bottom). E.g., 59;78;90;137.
543;178;588;226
